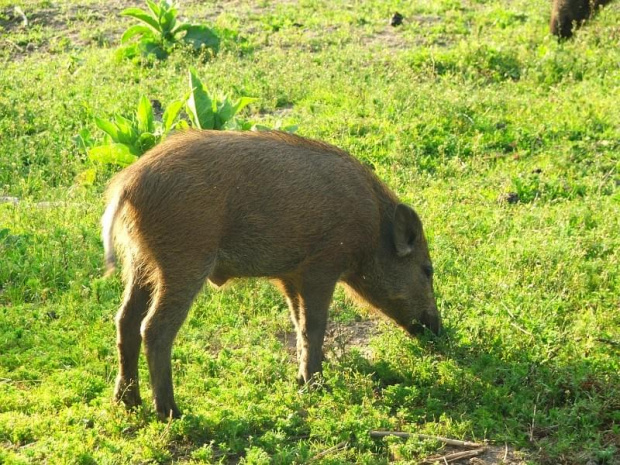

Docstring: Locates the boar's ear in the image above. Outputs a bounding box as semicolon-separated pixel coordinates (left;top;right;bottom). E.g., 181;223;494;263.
393;204;422;257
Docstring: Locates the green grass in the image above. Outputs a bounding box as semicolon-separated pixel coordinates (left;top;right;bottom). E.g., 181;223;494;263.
1;0;619;463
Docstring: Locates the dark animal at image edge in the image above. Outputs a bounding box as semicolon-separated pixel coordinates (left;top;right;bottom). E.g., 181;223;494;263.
102;130;440;420
550;0;613;38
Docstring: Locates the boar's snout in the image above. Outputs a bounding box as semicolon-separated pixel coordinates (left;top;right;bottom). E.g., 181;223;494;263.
407;306;442;337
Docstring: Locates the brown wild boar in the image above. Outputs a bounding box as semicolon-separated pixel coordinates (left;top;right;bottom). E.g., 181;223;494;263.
103;130;440;420
550;0;612;38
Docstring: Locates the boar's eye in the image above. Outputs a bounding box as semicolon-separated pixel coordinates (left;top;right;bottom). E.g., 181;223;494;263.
423;264;434;279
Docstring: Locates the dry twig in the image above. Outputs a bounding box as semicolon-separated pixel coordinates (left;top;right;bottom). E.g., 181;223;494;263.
369;431;483;448
596;337;620;348
308;441;348;462
420;448;487;464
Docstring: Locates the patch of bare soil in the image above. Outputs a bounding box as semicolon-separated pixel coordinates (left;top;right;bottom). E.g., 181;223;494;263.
277;318;381;359
361;14;445;50
363;27;411;50
465;445;529;464
393;441;528;464
0;0;142;58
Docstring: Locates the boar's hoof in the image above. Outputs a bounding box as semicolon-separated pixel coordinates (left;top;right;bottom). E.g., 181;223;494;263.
155;402;182;421
297;372;324;389
114;377;142;409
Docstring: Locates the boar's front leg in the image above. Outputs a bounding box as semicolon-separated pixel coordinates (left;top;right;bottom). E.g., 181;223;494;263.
283;272;338;385
115;271;152;409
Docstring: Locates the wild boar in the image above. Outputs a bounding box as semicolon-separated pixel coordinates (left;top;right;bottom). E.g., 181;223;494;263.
102;130;440;420
550;0;612;38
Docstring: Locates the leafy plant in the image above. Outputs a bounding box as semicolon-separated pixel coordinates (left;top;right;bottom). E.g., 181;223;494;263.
80;69;295;168
119;0;219;60
184;68;296;132
185;68;256;130
87;96;184;166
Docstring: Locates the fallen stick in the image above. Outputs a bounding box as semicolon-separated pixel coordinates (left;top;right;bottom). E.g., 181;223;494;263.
596;337;620;348
308;441;348;462
369;431;483;448
421;448;487;464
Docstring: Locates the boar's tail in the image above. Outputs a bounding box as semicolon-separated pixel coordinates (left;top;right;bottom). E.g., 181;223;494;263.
101;189;125;277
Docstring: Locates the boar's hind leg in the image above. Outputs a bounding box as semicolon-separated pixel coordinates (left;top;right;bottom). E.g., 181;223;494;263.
141;268;208;420
114;271;152;409
295;273;338;385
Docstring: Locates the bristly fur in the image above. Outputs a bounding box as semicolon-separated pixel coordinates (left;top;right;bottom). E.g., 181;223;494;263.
550;0;613;38
104;129;439;419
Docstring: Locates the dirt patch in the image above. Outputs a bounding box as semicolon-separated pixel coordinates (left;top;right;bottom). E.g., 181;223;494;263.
363;27;411;50
403;444;528;464
325;318;381;358
466;444;529;464
277;318;381;358
1;3;125;32
361;14;445;50
0;7;27;33
0;0;142;58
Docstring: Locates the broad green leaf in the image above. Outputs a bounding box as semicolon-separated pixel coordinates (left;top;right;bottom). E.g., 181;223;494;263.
213;113;222;130
237;119;254;131
88;144;139;167
186;68;214;129
138;38;169;59
121;24;154;43
116;43;140;60
138;132;157;153
181;24;220;53
232;96;257;115
136;96;154;134
222;119;242;130
94;117;120;142
122;7;161;33
215;98;235;128
172;22;191;34
113;115;139;147
159;4;178;37
162;100;184;132
145;0;161;20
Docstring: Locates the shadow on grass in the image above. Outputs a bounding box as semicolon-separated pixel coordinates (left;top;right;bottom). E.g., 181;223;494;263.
345;325;620;464
104;325;618;464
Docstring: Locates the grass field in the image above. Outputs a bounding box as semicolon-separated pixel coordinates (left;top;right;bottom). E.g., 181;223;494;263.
1;0;619;463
